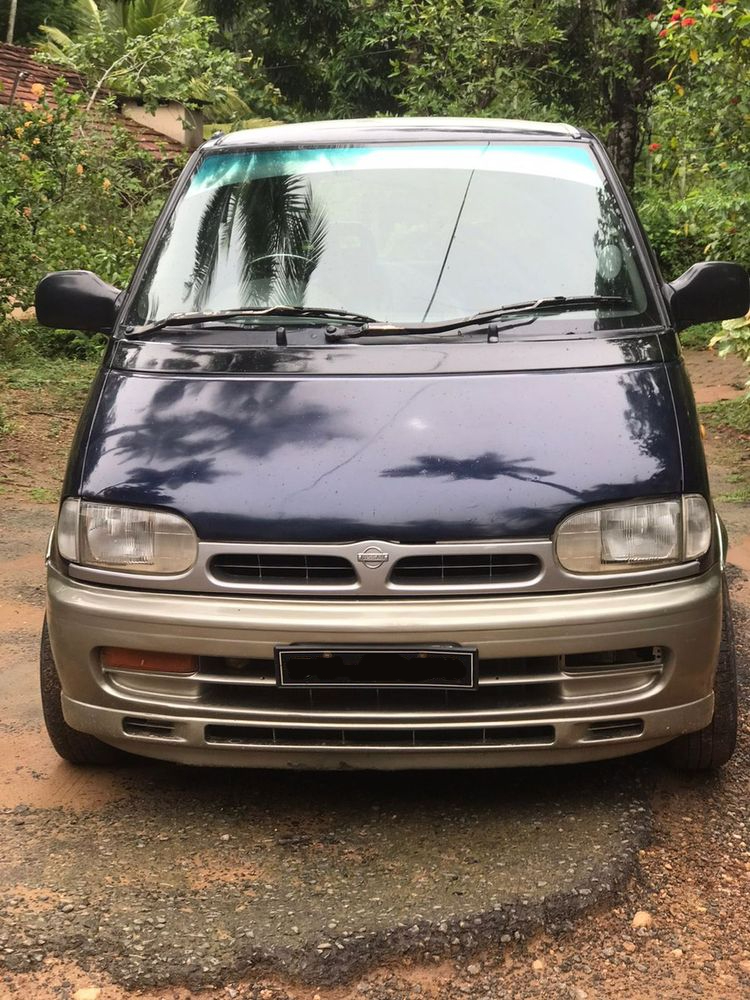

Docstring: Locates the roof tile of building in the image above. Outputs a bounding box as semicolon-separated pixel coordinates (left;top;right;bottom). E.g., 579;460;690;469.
0;42;183;158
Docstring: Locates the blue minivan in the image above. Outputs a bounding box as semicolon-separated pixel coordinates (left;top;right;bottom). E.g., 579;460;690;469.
36;117;749;770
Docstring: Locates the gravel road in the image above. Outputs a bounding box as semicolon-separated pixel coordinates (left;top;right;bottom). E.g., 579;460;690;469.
0;349;748;1000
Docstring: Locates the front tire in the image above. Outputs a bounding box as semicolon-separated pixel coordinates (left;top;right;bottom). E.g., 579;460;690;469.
665;577;738;771
40;618;128;765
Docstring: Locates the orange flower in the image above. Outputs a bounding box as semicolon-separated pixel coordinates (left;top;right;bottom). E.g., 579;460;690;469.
22;206;31;218
32;137;40;145
102;177;111;191
22;101;33;112
30;83;45;98
76;163;85;176
19;153;29;162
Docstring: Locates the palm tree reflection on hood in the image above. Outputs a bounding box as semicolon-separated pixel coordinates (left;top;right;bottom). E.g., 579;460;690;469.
190;169;328;310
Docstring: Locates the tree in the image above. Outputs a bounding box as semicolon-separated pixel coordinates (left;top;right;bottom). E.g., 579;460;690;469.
556;0;661;188
1;0;78;42
37;0;277;119
326;0;571;120
201;0;348;117
5;0;16;41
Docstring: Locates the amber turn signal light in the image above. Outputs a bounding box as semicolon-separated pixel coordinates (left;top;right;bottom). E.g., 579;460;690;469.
101;647;197;674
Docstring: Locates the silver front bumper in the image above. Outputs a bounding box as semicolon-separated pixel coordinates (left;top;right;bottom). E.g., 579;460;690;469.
46;563;723;768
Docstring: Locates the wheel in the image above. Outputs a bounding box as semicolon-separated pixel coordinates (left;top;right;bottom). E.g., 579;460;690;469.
665;577;738;771
40;618;128;765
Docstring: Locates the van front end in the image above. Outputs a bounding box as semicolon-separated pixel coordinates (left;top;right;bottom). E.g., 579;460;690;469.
36;117;748;770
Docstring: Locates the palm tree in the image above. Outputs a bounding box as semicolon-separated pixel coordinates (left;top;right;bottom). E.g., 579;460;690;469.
5;0;17;43
39;0;249;117
190;165;328;310
40;0;197;50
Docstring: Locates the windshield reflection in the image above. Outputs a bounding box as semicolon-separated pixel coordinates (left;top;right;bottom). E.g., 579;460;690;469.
127;144;654;331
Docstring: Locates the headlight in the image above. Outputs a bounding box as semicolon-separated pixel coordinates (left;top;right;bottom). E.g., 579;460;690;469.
56;499;198;574
555;495;711;574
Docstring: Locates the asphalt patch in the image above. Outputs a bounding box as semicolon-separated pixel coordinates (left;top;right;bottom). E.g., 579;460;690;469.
0;761;651;988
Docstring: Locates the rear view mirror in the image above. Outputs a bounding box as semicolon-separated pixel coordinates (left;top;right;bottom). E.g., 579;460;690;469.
665;261;750;332
35;270;122;333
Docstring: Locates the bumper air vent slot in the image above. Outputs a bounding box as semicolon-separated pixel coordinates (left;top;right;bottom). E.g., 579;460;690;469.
390;553;541;586
563;647;664;675
123;716;178;740
583;719;644;742
211;554;356;586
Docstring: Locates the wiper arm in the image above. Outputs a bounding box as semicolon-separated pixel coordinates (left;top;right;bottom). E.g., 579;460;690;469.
126;305;377;338
325;295;631;341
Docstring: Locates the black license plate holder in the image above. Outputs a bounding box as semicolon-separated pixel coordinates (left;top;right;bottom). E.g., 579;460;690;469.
275;644;477;689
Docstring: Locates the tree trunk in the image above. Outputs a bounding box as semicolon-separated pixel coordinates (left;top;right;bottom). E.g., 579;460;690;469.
6;0;17;44
606;81;643;190
603;0;657;189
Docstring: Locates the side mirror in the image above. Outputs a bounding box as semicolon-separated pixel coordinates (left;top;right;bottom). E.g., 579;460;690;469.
35;270;122;333
665;261;750;332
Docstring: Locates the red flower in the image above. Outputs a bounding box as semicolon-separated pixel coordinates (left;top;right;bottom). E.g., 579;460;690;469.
730;96;740;105
682;16;696;24
648;143;661;153
670;7;684;19
659;28;668;35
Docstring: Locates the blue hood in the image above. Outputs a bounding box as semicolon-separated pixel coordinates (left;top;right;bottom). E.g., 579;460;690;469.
70;334;700;543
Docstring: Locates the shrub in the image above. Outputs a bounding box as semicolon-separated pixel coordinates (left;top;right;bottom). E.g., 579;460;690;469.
0;82;180;348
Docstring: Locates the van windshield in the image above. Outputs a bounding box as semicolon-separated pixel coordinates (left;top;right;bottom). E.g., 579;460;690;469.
127;142;655;331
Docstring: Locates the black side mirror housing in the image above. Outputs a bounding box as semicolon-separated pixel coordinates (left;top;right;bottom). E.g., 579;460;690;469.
665;261;750;332
35;270;122;333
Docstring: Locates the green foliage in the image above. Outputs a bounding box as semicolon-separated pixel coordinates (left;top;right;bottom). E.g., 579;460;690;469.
638;0;750;277
0;0;78;43
202;0;345;119
710;312;750;368
0;83;176;354
326;0;572;120
37;2;270;118
0;318;102;364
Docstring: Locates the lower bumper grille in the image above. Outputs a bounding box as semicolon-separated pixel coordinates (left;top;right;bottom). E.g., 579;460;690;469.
204;723;556;749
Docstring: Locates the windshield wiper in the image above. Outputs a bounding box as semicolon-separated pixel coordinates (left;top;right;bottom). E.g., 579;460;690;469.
126;305;377;338
324;295;631;341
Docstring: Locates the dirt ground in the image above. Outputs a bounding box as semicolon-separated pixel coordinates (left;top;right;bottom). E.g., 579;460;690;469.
0;348;749;1000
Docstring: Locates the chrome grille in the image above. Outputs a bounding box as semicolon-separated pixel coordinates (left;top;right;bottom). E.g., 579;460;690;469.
73;537;700;596
210;553;356;585
391;553;540;586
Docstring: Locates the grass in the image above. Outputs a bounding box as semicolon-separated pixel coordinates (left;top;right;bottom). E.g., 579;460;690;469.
716;487;750;504
680;322;720;351
0;403;11;437
0;355;96;501
700;396;750;504
29;486;57;503
699;396;750;437
0;356;97;397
